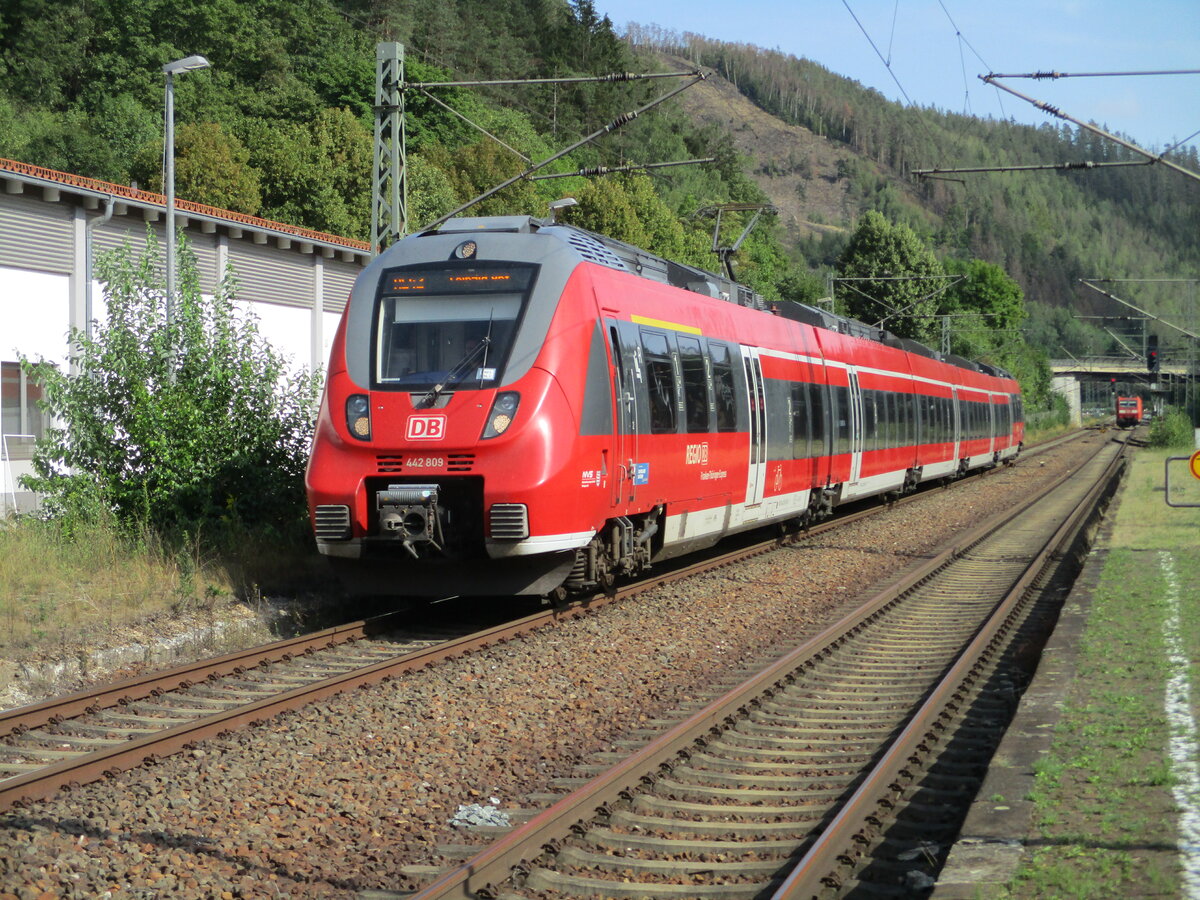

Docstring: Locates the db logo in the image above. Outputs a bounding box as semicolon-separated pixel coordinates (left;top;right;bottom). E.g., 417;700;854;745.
406;415;447;441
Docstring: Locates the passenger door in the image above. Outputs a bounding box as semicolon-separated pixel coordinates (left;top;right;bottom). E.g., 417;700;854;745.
608;323;639;507
741;347;766;509
847;369;864;484
951;388;962;460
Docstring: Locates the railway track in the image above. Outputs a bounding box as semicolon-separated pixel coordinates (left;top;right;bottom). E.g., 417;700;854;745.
0;431;1092;816
406;431;1128;899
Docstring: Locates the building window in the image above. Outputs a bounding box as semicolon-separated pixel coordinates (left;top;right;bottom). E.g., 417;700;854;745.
1;361;48;461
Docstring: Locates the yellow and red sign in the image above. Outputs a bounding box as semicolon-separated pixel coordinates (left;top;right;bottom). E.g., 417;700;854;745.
1190;449;1200;481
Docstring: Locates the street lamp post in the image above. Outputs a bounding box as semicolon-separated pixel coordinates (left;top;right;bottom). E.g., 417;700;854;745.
162;55;210;345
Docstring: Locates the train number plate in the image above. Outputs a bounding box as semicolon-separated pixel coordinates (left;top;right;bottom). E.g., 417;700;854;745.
406;457;444;469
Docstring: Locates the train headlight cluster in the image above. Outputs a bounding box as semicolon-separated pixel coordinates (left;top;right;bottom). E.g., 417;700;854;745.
482;391;520;438
346;394;371;440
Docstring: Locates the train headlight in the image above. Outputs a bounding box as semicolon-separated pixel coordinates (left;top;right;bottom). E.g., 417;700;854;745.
346;393;371;441
482;391;520;439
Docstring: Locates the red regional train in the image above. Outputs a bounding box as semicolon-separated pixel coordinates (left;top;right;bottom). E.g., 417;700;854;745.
306;214;1024;598
1115;395;1143;428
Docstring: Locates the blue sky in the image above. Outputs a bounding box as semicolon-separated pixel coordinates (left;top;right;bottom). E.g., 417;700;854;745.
595;0;1200;153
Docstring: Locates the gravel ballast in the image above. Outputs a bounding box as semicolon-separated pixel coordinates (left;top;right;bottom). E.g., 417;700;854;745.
0;436;1106;898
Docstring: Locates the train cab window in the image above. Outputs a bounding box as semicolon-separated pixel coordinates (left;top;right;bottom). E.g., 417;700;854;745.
373;263;534;391
677;335;710;433
640;330;677;434
709;342;737;432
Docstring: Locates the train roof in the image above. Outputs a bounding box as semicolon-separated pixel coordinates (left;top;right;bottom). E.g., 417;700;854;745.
421;214;1015;383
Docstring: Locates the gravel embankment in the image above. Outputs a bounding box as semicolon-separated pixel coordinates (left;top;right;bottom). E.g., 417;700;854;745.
0;435;1107;899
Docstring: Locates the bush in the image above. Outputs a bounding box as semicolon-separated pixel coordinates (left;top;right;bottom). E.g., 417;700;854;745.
1147;407;1195;449
1024;392;1071;438
21;233;320;547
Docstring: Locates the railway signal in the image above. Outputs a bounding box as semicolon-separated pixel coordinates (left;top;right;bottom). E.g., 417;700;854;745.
1147;334;1159;373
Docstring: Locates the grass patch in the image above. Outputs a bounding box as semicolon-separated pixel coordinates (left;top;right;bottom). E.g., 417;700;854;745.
0;511;329;661
1001;447;1200;899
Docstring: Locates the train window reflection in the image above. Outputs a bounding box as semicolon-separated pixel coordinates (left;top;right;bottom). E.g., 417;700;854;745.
708;342;737;432
677;335;710;433
375;294;522;390
640;330;677;434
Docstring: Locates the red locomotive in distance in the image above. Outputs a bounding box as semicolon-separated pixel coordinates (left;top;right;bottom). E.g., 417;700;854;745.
306;215;1024;599
1115;395;1143;428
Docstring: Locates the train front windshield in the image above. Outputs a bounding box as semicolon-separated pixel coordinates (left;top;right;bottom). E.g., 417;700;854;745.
373;263;536;392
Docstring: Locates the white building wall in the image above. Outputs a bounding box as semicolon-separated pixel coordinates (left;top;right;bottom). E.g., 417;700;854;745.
0;163;369;513
1050;375;1082;428
0;266;71;366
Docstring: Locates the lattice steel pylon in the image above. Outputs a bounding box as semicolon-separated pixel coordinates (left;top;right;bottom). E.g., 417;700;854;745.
372;42;406;255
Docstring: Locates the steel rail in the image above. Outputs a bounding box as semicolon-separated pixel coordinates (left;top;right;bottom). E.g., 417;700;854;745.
0;603;593;811
407;432;1119;899
0;430;1083;813
771;434;1128;897
0;613;408;739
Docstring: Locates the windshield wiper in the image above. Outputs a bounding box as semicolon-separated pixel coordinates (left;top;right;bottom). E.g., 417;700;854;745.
419;336;491;408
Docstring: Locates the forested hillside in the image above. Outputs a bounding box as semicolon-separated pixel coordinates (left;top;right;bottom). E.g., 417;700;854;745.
2;0;1194;400
625;27;1200;338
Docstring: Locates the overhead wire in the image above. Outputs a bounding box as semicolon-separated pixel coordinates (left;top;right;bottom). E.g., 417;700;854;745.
886;0;900;67
839;0;917;108
841;0;952;167
936;0;1006;120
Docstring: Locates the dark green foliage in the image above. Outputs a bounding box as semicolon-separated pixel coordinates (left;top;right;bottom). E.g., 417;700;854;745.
1148;407;1194;449
3;0;1093;420
625;27;1200;357
20;235;320;544
131;121;263;214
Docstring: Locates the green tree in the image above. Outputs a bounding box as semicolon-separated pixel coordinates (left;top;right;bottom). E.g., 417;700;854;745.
407;152;460;229
20;234;319;542
131;121;263;215
835;211;944;342
941;258;1026;332
235;109;371;237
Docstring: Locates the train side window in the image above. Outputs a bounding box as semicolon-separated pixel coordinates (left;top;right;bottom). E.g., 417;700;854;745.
892;393;901;448
827;386;841;455
878;392;887;450
640;330;677;434
677;335;710;433
894;393;903;447
791;382;811;458
835;385;851;454
708;342;737;432
809;382;826;457
864;391;877;451
883;392;895;449
873;391;883;450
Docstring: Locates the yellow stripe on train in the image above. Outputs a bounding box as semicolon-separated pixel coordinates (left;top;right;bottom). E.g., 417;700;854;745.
630;314;702;335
